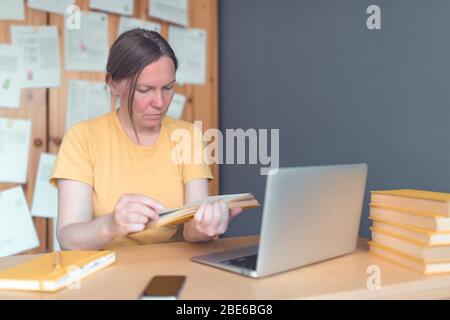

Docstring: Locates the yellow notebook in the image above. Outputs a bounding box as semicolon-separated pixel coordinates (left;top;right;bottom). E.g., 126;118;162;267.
0;250;116;292
371;189;450;216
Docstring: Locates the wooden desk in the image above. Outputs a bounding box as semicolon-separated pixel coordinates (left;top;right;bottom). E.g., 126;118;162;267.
0;236;450;300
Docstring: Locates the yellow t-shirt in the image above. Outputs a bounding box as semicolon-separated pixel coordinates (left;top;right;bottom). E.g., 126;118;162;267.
50;111;213;248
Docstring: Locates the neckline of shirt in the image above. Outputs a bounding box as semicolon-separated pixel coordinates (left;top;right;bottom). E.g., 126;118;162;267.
111;109;166;153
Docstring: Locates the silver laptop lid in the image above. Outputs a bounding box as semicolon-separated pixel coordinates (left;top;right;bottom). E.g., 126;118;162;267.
256;163;367;277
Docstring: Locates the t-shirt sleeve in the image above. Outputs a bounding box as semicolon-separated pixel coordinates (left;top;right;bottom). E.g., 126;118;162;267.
182;122;213;184
49;122;94;188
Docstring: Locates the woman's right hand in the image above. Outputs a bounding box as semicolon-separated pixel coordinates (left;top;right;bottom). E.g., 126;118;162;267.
109;194;163;237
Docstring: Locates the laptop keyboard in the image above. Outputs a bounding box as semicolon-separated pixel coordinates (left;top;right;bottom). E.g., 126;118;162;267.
221;254;258;270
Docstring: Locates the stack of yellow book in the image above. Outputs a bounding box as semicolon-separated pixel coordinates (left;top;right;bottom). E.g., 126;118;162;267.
368;189;450;275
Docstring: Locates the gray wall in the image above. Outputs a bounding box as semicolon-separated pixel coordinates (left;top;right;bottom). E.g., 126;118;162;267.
219;0;450;238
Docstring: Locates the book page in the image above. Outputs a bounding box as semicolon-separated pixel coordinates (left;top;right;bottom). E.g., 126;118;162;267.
0;187;39;257
11;26;61;88
0;118;31;183
0;44;23;108
158;193;251;216
66;80;110;130
185;193;252;207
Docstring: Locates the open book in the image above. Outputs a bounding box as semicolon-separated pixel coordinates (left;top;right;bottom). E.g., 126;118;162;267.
147;193;260;228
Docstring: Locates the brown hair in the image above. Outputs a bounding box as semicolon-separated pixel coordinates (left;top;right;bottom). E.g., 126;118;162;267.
105;29;178;141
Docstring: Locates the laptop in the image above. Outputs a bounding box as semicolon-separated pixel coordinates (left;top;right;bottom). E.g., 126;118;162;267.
191;163;368;278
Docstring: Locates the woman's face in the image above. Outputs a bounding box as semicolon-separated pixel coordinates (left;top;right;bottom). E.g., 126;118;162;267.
114;56;176;129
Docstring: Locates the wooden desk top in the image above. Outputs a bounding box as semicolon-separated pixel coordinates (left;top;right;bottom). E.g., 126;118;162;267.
0;236;450;300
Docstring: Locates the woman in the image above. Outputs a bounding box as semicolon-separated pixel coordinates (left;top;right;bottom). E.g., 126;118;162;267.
50;29;242;250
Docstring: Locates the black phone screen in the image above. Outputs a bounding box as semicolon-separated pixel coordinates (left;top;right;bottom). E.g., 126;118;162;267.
142;275;186;299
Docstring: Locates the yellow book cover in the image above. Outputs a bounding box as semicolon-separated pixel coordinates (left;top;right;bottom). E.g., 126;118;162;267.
370;189;450;216
0;250;116;292
369;241;450;275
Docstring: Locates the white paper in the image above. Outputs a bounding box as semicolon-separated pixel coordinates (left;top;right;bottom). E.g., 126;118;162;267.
52;218;61;251
66;80;110;130
148;0;189;27
31;153;57;219
0;187;39;257
90;0;134;16
118;16;161;36
169;26;206;85
65;11;108;71
0;45;23;108
11;26;61;88
27;0;74;15
167;93;186;119
0;0;25;20
0;118;31;183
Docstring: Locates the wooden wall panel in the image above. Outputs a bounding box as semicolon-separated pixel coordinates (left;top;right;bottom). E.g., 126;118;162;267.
0;7;48;254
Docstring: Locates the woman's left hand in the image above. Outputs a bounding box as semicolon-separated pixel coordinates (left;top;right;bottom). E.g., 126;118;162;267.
183;200;243;242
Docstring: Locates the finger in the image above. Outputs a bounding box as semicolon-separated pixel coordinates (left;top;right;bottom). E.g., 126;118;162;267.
211;201;223;230
123;194;164;212
218;200;229;234
194;203;206;223
126;203;158;219
200;202;213;227
123;212;149;224
230;207;243;220
126;223;146;233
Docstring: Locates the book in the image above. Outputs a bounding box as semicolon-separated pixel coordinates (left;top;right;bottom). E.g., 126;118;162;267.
0;250;116;292
370;228;450;262
369;241;450;275
371;189;450;216
148;193;260;228
370;217;450;246
369;204;450;232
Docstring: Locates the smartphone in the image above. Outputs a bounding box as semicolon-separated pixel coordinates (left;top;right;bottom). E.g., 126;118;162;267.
141;275;186;300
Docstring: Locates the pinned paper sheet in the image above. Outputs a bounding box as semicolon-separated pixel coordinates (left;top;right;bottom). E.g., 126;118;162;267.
27;0;75;15
90;0;134;16
0;118;31;183
11;26;61;88
0;187;39;257
52;218;61;251
65;12;108;71
148;0;189;27
169;26;207;85
118;16;161;36
167;93;186;119
0;0;25;20
0;44;23;108
31;153;57;219
66;80;110;130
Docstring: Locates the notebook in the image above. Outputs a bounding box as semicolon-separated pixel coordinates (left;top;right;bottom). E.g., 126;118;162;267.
0;250;116;292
